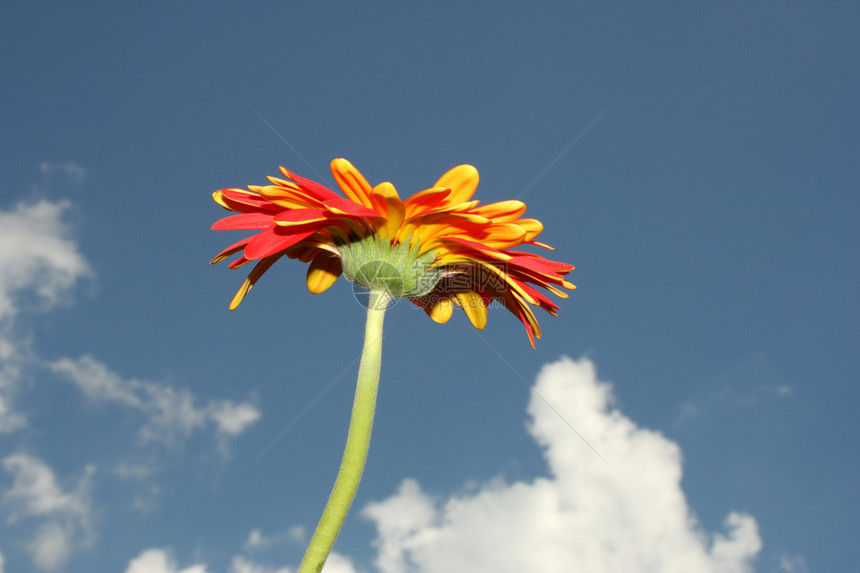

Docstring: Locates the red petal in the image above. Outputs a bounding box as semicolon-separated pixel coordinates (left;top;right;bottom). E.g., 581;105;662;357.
243;227;316;260
212;213;275;231
210;237;252;264
281;168;342;202
323;196;384;219
507;252;574;274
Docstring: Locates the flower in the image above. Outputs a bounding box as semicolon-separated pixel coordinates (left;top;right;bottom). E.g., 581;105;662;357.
211;159;575;346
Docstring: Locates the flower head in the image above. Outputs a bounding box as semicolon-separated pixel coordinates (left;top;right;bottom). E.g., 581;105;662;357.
211;159;575;346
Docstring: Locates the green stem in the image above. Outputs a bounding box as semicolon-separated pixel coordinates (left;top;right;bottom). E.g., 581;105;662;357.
298;289;391;573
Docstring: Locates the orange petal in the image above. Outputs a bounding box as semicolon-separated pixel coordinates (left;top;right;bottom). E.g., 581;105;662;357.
403;211;491;249
476;223;528;249
516;218;544;241
371;181;405;238
430;237;513;261
403;187;452;218
473;200;527;222
433;165;479;207
331;158;374;209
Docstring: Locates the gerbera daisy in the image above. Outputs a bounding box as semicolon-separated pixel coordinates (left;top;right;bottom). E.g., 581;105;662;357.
211;158;576;573
211;158;575;346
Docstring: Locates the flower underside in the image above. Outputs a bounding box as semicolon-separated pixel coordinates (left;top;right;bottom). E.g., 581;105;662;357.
211;158;575;346
337;234;442;299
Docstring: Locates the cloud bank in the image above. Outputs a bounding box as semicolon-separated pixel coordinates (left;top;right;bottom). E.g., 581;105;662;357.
124;357;763;573
361;356;762;573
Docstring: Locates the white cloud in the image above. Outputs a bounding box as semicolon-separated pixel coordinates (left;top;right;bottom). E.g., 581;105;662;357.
319;552;359;573
244;529;266;550
360;356;762;573
48;354;261;451
0;549;5;573
227;555;291;573
0;199;92;322
0;379;27;434
1;453;95;571
0;197;93;433
28;521;72;572
242;526;306;552
125;548;211;573
124;546;364;573
125;549;356;573
210;401;263;436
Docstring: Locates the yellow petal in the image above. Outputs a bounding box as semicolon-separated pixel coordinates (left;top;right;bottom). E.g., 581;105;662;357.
331;158;374;209
259;184;320;209
306;251;342;294
454;291;488;330
513;293;542;340
212;191;228;209
545;284;569;298
433;165;479;206
425;297;454;323
229;255;282;310
266;175;300;189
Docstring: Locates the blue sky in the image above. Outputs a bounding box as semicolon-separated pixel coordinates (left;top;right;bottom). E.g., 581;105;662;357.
1;2;858;572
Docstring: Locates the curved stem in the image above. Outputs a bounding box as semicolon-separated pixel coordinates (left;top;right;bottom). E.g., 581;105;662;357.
298;290;391;573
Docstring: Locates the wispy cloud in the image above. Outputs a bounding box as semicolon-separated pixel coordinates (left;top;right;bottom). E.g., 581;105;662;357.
775;553;810;573
1;453;95;571
37;161;87;187
0;192;93;434
360;356;762;573
48;355;261;454
0;167;263;569
674;352;794;425
227;556;292;573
